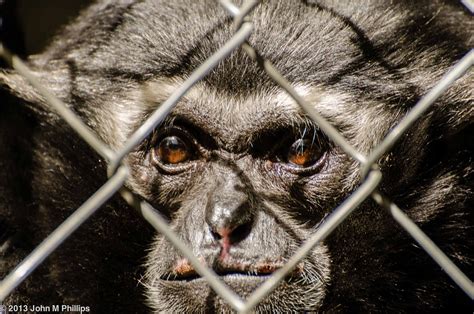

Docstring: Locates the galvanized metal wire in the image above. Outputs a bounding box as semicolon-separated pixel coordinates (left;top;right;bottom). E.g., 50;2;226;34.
0;0;473;311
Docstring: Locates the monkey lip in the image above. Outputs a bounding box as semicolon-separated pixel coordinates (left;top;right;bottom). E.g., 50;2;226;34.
160;259;304;282
160;271;273;282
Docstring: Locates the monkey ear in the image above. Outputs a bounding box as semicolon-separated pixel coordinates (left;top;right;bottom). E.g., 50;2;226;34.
0;65;71;115
1;70;44;105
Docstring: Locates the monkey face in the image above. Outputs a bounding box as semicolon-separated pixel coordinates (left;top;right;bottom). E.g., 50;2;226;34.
132;82;339;312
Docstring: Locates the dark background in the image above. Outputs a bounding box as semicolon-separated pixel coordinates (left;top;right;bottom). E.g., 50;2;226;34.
1;0;93;57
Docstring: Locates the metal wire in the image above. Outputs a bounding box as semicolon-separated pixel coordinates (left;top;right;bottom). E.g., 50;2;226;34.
0;0;472;311
0;166;129;301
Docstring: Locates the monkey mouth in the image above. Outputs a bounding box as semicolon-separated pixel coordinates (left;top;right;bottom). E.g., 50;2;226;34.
160;258;304;281
160;271;272;282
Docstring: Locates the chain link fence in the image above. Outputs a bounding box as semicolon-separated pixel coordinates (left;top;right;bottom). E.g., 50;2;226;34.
0;0;473;312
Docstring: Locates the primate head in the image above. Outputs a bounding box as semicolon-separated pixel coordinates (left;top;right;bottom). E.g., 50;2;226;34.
0;0;472;312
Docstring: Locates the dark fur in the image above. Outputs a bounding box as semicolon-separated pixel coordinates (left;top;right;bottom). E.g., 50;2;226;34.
1;0;472;312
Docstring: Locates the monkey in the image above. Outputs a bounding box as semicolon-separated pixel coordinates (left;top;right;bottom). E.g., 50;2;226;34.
0;0;472;312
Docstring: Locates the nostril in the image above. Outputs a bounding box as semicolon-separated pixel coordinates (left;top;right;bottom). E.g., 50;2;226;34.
208;223;253;259
209;227;222;240
229;222;251;243
210;226;232;241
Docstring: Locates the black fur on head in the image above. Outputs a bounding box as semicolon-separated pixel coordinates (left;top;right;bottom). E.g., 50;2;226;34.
0;0;472;312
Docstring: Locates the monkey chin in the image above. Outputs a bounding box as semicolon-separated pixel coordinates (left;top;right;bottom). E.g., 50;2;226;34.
145;267;329;313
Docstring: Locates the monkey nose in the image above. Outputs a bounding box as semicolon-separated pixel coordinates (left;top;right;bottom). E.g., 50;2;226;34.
205;174;254;257
205;199;254;258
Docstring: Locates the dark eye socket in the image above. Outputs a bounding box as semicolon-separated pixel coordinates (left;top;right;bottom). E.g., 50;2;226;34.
253;125;328;173
153;135;192;165
286;138;323;167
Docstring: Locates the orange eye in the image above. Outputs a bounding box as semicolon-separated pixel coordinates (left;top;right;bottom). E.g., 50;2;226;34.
155;136;191;164
287;139;322;167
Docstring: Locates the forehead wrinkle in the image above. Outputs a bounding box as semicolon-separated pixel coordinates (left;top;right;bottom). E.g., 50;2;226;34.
141;79;326;151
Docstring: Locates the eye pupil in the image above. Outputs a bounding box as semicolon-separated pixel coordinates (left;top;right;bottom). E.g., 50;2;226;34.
156;136;190;164
288;139;321;167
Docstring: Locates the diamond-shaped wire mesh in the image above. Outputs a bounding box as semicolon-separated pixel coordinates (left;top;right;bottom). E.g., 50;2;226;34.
0;0;473;312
